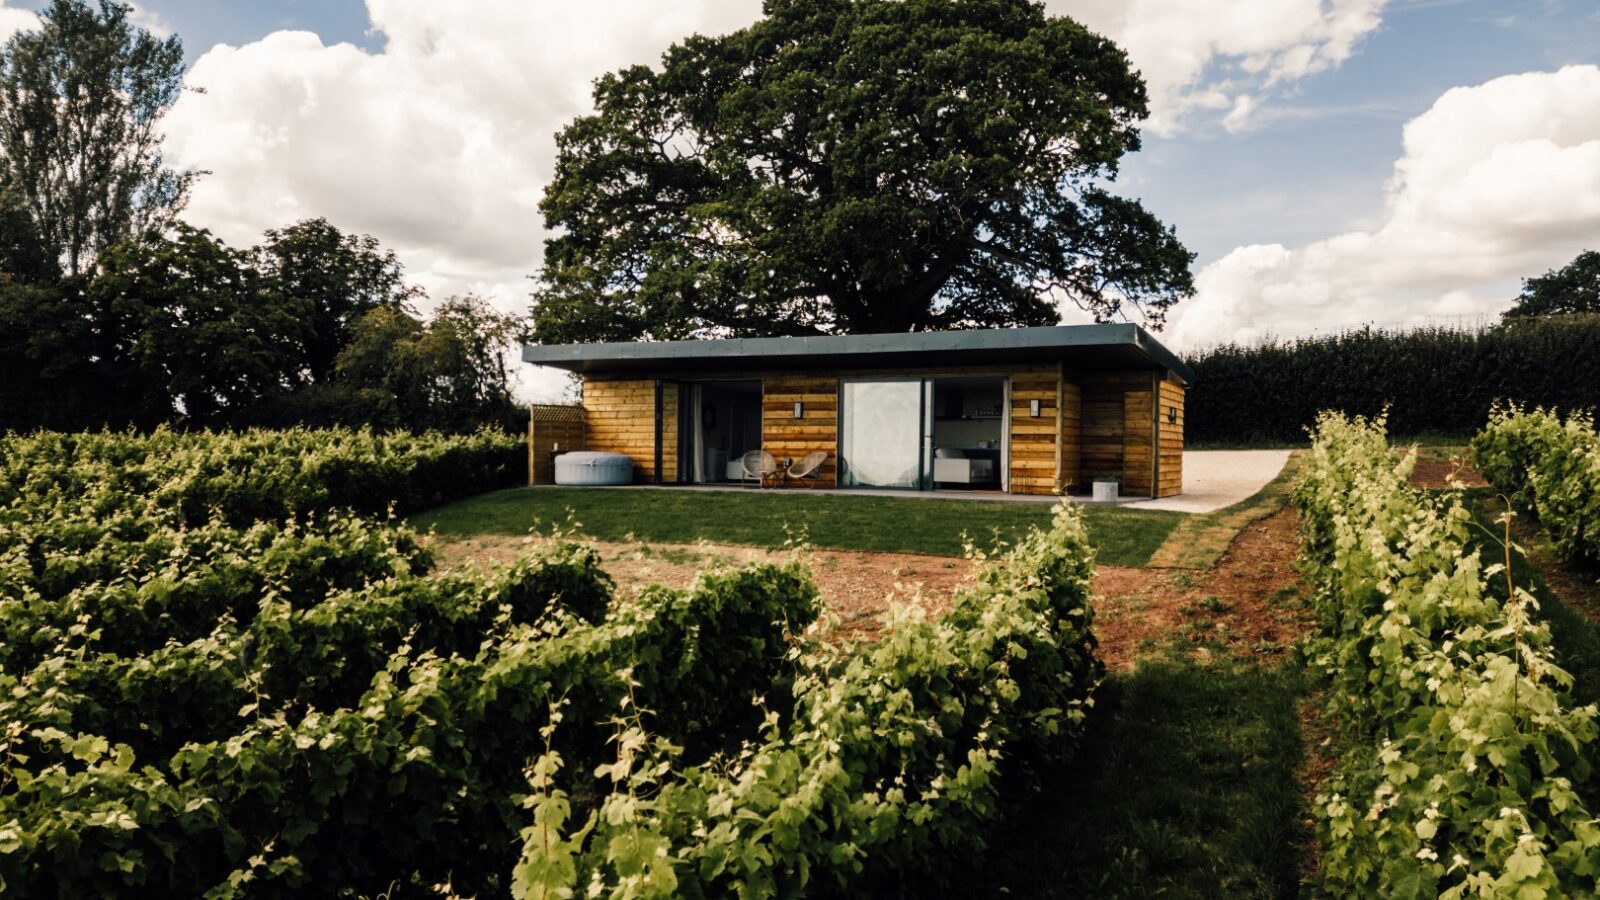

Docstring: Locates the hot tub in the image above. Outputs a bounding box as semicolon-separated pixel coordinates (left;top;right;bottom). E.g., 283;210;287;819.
554;451;635;486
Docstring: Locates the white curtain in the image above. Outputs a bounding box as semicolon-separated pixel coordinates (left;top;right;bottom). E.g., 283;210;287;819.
689;386;707;483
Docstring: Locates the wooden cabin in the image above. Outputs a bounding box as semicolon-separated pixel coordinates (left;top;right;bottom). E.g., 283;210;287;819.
522;324;1193;498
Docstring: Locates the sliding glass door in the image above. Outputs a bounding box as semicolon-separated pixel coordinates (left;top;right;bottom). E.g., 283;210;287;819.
839;379;933;489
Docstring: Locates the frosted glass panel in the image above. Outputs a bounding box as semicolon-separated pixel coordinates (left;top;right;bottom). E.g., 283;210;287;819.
841;381;926;488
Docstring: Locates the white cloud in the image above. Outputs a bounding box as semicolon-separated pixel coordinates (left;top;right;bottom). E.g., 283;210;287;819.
1053;0;1389;134
159;1;1394;399
165;1;763;400
0;3;37;42
1165;65;1600;351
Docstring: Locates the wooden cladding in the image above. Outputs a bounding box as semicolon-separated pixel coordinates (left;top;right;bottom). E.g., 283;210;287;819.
762;374;840;487
527;403;585;485
1122;390;1154;496
1009;364;1061;496
1158;379;1185;498
576;363;1185;497
581;379;677;483
1079;371;1153;493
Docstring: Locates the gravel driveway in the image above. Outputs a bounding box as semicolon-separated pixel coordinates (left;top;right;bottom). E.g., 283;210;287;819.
1136;450;1293;514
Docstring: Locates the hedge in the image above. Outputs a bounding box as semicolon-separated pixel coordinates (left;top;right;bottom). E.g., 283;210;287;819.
1184;316;1600;444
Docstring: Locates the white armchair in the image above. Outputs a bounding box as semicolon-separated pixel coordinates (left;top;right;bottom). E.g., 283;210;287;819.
932;448;997;485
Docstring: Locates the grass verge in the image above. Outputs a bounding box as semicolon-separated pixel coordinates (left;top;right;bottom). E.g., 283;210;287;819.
409;487;1185;567
925;653;1310;899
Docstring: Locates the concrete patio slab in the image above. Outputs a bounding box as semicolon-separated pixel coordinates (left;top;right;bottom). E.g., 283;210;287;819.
1132;450;1294;514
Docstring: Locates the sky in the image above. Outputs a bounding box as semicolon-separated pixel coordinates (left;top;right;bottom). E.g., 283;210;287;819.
4;0;1600;399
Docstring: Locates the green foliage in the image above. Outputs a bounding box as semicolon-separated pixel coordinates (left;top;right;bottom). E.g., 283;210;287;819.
0;0;192;277
1472;403;1600;564
534;0;1192;343
1184;317;1600;444
511;501;1103;897
0;428;828;896
0;219;525;433
1295;412;1600;897
1504;250;1600;319
87;224;311;425
255;217;423;384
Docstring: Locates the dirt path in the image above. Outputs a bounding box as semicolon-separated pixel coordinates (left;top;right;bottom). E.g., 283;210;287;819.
1093;505;1313;671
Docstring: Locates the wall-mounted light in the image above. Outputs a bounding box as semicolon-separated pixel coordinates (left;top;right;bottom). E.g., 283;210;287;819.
794;401;804;419
1167;406;1178;424
1029;399;1041;418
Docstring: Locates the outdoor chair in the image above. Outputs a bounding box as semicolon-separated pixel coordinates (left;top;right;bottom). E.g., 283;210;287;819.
741;449;779;488
788;451;827;488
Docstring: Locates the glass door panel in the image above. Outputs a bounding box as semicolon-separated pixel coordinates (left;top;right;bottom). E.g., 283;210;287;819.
840;380;931;489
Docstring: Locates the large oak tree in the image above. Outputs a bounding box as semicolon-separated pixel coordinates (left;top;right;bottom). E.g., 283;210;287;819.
533;0;1194;343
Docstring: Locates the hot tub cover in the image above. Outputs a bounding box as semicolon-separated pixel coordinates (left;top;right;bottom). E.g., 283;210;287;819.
554;451;634;486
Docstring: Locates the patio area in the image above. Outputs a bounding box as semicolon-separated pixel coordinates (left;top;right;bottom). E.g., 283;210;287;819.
576;450;1294;514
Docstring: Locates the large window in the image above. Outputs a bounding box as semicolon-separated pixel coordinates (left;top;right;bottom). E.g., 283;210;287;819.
839;380;932;489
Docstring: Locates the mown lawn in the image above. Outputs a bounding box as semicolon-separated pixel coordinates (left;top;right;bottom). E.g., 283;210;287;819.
923;654;1310;899
410;486;1186;567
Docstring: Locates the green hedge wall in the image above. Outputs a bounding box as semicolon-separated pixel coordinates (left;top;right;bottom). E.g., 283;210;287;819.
1183;315;1600;444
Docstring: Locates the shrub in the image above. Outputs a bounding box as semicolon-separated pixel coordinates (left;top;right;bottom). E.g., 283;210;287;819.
1296;412;1600;897
513;501;1104;898
1472;403;1600;563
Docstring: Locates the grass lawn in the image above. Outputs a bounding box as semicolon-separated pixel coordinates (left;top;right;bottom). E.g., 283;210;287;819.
925;653;1310;899
410;486;1186;568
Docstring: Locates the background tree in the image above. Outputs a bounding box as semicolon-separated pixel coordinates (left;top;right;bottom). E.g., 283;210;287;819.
533;0;1193;343
257;217;421;384
87;226;309;426
332;296;527;431
0;0;192;277
1503;250;1600;319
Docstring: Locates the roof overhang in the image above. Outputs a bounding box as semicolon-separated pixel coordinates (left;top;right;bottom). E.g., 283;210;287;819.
523;324;1196;386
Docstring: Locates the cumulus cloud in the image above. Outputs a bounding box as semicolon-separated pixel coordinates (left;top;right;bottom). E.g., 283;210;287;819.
164;1;763;398
156;1;1391;399
0;3;37;41
1054;0;1389;134
1165;65;1600;351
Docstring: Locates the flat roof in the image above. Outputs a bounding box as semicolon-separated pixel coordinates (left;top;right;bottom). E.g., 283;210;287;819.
523;323;1196;386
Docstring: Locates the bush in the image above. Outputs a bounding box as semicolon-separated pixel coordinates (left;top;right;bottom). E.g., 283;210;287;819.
1185;316;1600;443
1296;412;1600;897
513;502;1105;898
1472;403;1600;563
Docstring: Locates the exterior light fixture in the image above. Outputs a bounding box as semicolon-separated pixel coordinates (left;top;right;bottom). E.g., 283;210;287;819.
1167;406;1178;424
794;401;804;419
1029;399;1041;418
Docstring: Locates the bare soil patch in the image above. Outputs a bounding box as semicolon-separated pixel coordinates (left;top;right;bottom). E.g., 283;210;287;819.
430;502;1313;666
1409;453;1486;489
429;535;973;640
1093;505;1313;672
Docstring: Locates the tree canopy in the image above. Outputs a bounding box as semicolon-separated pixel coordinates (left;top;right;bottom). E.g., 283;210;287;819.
0;0;191;277
533;0;1193;343
1504;250;1600;319
256;217;420;383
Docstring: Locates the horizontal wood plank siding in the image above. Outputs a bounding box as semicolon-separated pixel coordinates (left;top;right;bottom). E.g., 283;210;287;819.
581;379;677;483
1158;379;1185;498
1123;390;1154;497
762;374;840;486
1009;364;1060;495
1059;376;1082;492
